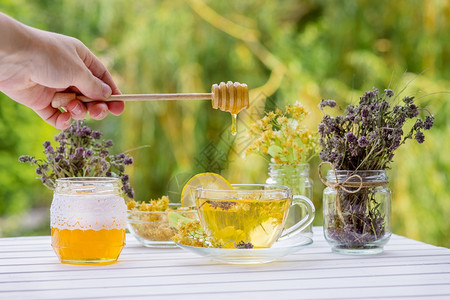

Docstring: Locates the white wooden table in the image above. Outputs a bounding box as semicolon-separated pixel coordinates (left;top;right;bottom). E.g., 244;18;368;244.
0;227;449;300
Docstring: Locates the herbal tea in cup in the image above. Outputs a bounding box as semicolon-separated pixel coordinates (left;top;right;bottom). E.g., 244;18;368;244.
51;177;127;265
195;184;315;248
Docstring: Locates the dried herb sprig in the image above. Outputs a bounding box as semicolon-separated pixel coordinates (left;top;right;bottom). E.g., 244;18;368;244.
206;200;237;210
19;120;135;198
235;241;254;249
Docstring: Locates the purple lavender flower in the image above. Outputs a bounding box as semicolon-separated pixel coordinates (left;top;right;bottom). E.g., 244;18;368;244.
104;140;114;147
92;131;102;139
414;119;424;130
384;89;394;97
346;105;355;114
318;124;326;136
345;132;357;143
358;136;369;147
101;161;109;173
123;184;135;199
344;114;355;122
349;146;359;157
100;149;110;157
43;141;51;148
54;132;64;142
124;157;134;165
75;147;84;159
76;126;91;137
364;90;375;99
360;90;376;105
18;155;33;163
329;152;338;163
396;115;406;127
319;151;328;161
408;104;419;118
415;131;425;143
44;145;54;155
319;99;337;110
380;101;389;111
424;115;434;130
403;96;414;104
361;107;369;118
393;105;402;114
81;126;92;136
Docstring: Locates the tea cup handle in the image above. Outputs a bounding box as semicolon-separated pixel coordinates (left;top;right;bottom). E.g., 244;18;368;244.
279;195;315;240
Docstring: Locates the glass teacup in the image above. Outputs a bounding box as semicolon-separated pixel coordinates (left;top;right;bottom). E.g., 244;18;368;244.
195;184;315;248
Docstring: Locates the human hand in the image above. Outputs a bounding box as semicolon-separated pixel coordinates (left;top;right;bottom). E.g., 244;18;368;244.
0;13;124;129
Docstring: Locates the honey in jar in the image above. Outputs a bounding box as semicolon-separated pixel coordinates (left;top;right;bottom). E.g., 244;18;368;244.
51;178;127;265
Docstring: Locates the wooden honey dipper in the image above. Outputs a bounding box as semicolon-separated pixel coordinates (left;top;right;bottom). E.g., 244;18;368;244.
51;81;249;114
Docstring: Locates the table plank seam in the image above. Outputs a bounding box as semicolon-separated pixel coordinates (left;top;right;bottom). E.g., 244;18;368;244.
2;282;448;298
1;271;449;286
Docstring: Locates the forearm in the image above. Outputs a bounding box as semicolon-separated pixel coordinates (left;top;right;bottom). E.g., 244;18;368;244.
0;12;34;83
0;12;33;57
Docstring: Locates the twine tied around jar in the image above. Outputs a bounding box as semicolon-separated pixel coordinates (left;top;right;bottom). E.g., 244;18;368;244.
318;162;388;223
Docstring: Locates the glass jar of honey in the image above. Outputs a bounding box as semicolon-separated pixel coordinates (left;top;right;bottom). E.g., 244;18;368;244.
51;177;127;265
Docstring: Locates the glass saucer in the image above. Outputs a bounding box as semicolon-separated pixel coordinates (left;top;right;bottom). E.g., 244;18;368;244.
175;235;313;264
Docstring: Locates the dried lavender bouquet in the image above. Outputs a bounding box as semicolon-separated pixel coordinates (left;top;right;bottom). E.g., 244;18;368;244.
318;88;433;249
19;120;135;198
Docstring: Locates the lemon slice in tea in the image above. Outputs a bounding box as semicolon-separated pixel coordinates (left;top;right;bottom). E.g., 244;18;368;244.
181;173;232;207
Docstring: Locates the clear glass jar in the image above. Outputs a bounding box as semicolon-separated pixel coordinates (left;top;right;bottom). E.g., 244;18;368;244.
323;170;391;255
51;177;127;265
266;163;313;237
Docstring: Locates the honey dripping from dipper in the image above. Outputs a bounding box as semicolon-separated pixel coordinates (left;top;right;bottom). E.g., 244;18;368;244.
211;82;249;135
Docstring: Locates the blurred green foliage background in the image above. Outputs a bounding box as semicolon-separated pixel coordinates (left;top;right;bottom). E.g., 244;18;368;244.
0;0;448;247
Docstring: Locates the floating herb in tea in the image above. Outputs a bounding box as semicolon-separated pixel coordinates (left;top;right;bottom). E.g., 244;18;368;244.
235;240;254;249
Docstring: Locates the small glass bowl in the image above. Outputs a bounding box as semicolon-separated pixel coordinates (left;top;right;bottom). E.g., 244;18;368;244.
126;204;198;248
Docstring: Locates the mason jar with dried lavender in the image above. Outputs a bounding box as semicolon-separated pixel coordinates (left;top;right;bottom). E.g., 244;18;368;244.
322;169;391;254
318;87;434;255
